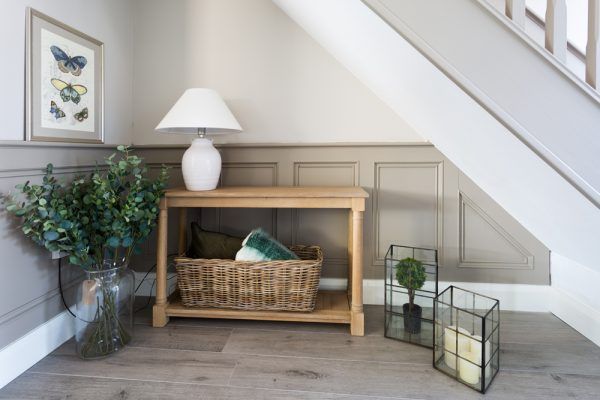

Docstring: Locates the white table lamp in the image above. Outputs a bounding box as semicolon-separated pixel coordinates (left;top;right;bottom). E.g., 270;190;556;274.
155;88;242;191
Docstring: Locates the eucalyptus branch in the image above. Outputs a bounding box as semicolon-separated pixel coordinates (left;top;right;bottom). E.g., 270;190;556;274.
2;145;169;269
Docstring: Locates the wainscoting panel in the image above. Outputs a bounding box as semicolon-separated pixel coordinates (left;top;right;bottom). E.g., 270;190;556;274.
372;162;443;265
217;162;278;237
292;162;358;277
459;193;534;269
136;144;549;285
442;172;550;283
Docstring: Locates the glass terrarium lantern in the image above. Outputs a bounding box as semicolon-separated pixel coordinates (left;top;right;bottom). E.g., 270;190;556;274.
384;245;438;348
433;286;500;393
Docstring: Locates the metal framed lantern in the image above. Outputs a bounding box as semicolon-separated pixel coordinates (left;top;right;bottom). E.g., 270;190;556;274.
384;245;438;348
433;286;500;393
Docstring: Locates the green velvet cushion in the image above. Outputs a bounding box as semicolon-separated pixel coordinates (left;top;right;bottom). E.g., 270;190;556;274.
187;222;243;259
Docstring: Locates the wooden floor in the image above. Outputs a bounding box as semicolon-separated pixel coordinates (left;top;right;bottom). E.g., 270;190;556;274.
2;303;600;399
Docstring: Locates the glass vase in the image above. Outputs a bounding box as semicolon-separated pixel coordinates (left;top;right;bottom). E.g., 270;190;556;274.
75;260;135;359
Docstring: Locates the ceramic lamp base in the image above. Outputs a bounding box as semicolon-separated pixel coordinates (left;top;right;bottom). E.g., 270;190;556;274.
182;138;221;191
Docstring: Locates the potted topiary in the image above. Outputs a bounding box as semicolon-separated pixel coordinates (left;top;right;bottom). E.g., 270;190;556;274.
3;146;168;359
395;257;427;334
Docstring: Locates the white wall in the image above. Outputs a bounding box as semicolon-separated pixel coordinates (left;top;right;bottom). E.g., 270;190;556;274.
0;0;133;144
131;0;421;145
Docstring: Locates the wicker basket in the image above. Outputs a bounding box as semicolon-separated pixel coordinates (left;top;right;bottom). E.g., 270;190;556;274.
175;245;323;312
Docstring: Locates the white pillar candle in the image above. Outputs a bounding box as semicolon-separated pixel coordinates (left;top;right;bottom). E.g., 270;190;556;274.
458;351;481;385
469;335;491;380
444;326;471;370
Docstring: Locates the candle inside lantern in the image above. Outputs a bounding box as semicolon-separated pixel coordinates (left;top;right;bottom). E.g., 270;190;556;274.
444;326;470;370
458;351;481;385
469;334;491;380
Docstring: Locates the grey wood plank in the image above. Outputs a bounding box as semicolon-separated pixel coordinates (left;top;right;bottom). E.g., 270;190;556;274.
223;328;431;364
29;342;238;386
130;324;232;352
0;373;387;400
499;310;591;345
500;318;590;345
499;311;563;324
486;370;600;400
230;354;483;400
501;341;600;375
231;355;600;400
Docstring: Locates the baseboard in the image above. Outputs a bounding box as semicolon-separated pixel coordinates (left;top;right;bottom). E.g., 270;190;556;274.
551;287;600;347
135;272;551;312
360;279;551;312
0;310;75;389
550;253;600;347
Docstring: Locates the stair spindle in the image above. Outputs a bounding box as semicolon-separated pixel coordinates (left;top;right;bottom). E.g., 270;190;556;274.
545;0;568;62
506;0;526;28
587;0;600;89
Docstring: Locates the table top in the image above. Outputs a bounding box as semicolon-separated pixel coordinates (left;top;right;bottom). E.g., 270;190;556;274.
165;186;369;199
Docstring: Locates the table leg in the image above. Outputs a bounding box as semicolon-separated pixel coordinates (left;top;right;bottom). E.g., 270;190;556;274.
347;210;353;298
350;209;364;336
153;200;169;327
178;208;187;256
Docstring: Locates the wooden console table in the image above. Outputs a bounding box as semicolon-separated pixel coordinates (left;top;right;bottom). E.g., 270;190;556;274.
152;186;369;336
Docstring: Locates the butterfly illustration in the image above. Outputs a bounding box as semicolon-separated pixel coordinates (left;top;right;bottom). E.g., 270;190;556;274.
50;46;87;76
49;101;65;119
51;78;87;104
74;107;88;122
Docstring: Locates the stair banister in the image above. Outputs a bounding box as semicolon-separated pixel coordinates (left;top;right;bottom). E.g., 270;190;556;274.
587;0;600;89
505;0;526;27
545;0;567;62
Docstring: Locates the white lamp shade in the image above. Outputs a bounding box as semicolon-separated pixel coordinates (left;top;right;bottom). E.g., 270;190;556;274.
155;88;242;135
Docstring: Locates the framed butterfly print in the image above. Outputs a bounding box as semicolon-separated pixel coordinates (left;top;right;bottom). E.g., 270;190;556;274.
26;8;104;143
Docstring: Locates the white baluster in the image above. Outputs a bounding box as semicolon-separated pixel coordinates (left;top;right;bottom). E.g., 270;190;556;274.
545;0;568;62
587;0;600;89
506;0;526;28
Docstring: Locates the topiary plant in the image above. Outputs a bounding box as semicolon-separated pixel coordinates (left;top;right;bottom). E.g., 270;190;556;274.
395;257;427;316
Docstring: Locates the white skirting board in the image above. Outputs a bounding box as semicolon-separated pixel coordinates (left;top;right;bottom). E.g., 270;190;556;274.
0;310;75;389
550;253;600;347
134;272;553;312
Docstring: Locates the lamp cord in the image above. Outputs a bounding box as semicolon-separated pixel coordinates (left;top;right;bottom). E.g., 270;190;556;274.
58;257;77;318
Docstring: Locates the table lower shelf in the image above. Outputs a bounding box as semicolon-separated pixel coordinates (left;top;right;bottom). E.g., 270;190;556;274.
164;290;351;324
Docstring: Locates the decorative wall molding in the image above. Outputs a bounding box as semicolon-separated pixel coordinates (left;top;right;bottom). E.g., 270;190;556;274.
218;162;279;235
134;141;435;150
292;161;359;186
372;161;443;265
458;192;534;269
0;165;101;179
0;277;79;327
292;161;359;266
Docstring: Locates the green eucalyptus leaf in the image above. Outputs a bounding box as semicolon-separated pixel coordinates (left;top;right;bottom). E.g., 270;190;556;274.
107;236;120;248
43;231;59;241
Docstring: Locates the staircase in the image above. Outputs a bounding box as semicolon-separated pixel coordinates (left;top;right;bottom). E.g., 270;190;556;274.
273;0;600;344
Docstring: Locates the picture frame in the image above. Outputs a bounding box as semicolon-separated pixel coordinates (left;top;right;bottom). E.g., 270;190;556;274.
26;8;104;143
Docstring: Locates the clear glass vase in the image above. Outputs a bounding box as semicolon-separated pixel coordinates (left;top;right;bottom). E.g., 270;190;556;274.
75;259;135;359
